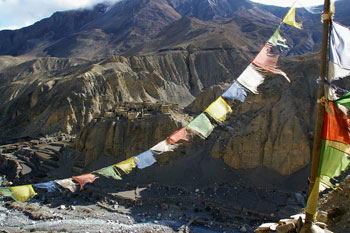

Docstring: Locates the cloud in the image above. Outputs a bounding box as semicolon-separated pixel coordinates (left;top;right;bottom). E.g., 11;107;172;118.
0;0;121;30
251;0;336;7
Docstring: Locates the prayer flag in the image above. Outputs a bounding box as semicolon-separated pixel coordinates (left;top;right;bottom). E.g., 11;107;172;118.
268;25;288;48
72;174;99;190
187;113;214;139
282;5;302;29
115;157;136;174
205;97;232;123
322;102;350;145
318;140;350;188
135;150;156;169
305;177;321;215
237;64;265;94
334;91;350;109
151;140;178;154
10;185;37;202
222;81;247;102
33;181;62;192
95;166;122;180
167;127;190;144
0;187;13;198
55;178;78;193
326;140;350;155
252;43;290;82
330;22;350;69
328;61;350;81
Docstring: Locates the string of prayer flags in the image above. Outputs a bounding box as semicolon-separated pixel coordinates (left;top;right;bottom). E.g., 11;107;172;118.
33;181;62;192
55;178;77;193
268;25;288;48
0;187;13;198
187;113;214;139
0;1;306;204
95;166;122;180
252;43;290;82
222;81;247;102
72;174;99;190
151;140;179;154
282;4;302;29
115;157;136;174
205;97;232;123
10;185;37;202
237;64;265;94
135;150;156;169
330;22;350;70
167;127;191;144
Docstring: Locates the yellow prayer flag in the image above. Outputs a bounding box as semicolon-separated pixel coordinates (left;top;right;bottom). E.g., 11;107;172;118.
283;6;302;29
115;157;136;174
205;97;232;123
10;185;37;202
305;177;320;216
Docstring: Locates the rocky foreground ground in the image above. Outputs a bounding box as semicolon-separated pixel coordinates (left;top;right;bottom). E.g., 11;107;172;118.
0;135;312;233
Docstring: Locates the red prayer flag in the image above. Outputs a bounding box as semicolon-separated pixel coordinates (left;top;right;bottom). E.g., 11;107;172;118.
72;174;99;190
322;102;350;145
167;127;190;144
252;43;290;82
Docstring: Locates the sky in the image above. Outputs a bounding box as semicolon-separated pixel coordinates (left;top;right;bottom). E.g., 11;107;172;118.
0;0;328;30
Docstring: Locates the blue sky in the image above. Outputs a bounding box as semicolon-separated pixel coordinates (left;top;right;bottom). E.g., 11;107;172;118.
0;0;326;30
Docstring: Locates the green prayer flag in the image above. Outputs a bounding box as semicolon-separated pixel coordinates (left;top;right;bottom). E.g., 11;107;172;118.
187;113;214;139
95;166;122;180
0;187;13;198
334;92;350;109
318;140;350;187
268;25;288;48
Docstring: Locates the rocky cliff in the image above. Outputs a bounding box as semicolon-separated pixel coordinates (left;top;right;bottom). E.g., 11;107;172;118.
71;52;329;176
73;102;190;166
0;48;250;142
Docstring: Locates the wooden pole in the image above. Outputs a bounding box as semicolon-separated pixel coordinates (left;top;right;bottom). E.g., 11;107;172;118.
305;0;331;224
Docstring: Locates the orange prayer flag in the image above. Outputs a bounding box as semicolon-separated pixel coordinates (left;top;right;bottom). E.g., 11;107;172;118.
322;102;350;145
72;174;99;190
252;43;290;82
167;127;190;144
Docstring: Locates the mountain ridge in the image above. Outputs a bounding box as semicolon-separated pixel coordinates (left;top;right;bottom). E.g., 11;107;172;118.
1;0;346;58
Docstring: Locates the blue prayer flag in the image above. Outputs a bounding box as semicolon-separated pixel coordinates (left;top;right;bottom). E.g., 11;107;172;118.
222;81;247;102
33;181;62;192
135;150;156;169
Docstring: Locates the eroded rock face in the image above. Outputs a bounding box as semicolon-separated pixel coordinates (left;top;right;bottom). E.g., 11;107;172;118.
73;104;187;166
0;52;335;176
185;54;321;175
0;51;247;141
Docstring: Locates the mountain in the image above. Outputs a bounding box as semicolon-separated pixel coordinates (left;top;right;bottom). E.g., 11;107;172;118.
1;0;350;175
1;0;348;58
